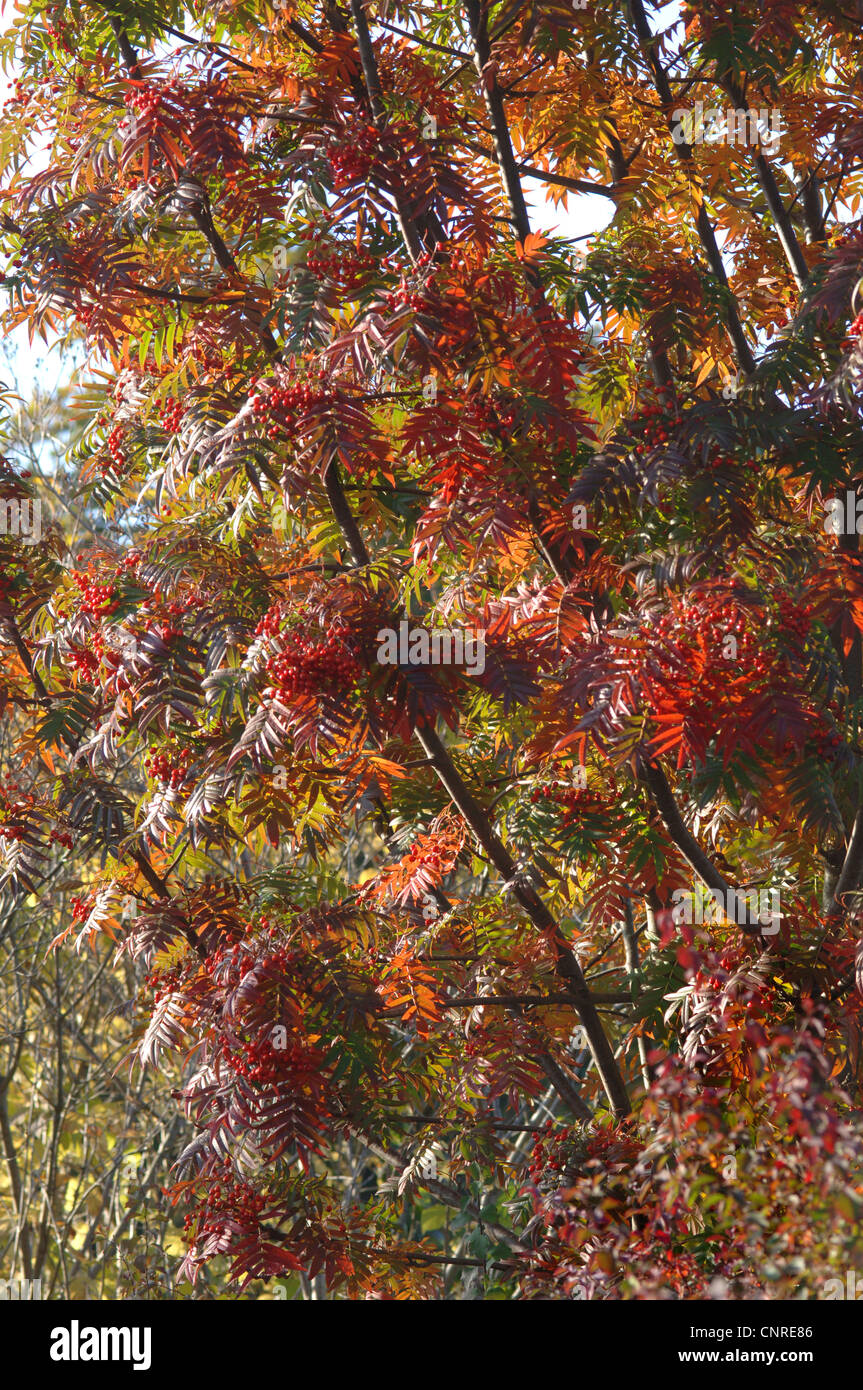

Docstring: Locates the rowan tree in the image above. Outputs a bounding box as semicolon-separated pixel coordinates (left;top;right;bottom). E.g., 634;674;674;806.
2;0;863;1298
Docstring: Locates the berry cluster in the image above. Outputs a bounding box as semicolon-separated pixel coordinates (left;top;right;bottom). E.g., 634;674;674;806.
50;828;74;849
527;1122;640;1183
401;840;449;875
383;280;430;312
144;960;185;1005
3;77;33;109
651;600;761;705
655;597;754;653
208;939;261;983
266;624;361;699
70;895;92;924
630;390;682;455
248;379;330;440
144;742;193;790
849;311;863;339
117;549;142;575
159;396;183;435
217;1028;310;1087
68;644;100;678
43;4;73;53
106;424;126;469
254;604;285;641
182;1168;266;1238
329;124;378;188
530;782;607;826
0;780;31;811
528;1120;571;1181
123;81;179;117
305;237;377;289
773;595;811;644
398;835;457;895
72;571;119;617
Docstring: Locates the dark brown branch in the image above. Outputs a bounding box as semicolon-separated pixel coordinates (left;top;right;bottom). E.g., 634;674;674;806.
416;723;630;1117
347;0;424;261
379;20;468;59
459;142;615;199
323;460;371;568
1;609;49;700
464;0;536;254
799;167;827;244
626;0;756;375
622;899;653;1089
826;808;863;922
720;77;810;289
639;759;773;937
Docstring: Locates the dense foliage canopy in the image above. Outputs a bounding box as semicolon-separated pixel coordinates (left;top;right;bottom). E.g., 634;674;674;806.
3;0;863;1299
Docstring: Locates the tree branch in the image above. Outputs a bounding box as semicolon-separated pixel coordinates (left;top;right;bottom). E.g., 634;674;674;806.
719;77;810;289
639;759;775;937
626;0;756;374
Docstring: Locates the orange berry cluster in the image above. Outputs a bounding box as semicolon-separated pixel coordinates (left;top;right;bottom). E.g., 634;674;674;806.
254;604;285;640
159;396;183;434
774;595;811;643
631;390;682;455
528;1120;570;1180
400;837;453;888
43;4;73;52
72;571;118;617
657;597;746;641
106;424;126;468
249;379;330;440
69;645;100;678
528;1122;640;1183
143;961;185;1005
266;624;361;698
306;241;377;288
123;81;179;116
182;1171;266;1237
4;77;33;109
384;281;429;312
217;1028;308;1086
70;895;92;924
530;782;606;826
144;742;193;790
329;124;378;188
